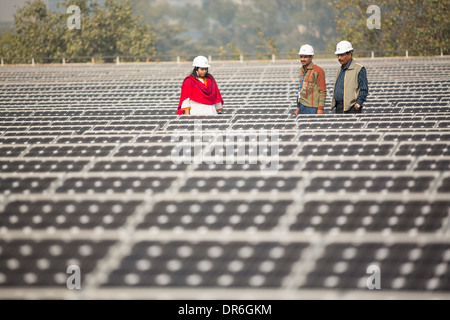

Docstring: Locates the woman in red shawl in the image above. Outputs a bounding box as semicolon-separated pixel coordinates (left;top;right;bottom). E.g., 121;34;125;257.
177;56;224;115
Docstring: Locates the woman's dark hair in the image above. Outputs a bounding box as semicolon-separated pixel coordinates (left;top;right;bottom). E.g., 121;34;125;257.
189;67;210;78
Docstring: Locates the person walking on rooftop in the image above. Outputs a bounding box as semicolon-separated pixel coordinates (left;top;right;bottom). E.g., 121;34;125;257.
332;40;369;114
295;44;327;115
177;56;224;115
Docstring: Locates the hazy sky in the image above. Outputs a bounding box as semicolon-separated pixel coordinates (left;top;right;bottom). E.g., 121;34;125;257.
0;0;49;22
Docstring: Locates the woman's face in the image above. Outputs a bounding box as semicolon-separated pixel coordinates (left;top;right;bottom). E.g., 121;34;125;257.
197;67;208;77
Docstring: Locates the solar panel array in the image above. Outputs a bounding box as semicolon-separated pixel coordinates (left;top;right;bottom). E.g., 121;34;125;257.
0;57;450;300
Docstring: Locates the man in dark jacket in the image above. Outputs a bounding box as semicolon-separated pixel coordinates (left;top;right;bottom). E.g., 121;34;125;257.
332;40;369;114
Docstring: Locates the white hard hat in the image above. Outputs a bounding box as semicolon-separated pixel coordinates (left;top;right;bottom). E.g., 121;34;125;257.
335;40;353;55
298;44;314;56
193;56;211;68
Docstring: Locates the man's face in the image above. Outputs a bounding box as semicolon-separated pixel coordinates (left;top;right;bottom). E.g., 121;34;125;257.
337;52;352;66
197;67;208;77
300;55;313;67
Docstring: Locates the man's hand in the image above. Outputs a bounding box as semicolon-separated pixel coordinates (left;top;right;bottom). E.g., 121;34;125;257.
354;103;360;110
296;108;299;116
317;106;324;114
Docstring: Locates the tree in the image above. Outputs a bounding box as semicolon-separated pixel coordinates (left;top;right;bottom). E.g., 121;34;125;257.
0;0;157;63
132;0;191;60
130;0;337;58
331;0;450;56
0;32;17;63
211;0;336;56
0;0;65;63
256;27;278;59
226;43;243;60
62;0;157;61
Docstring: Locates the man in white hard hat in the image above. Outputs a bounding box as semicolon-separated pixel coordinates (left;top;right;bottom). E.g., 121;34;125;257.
177;56;224;115
331;40;369;114
295;44;326;116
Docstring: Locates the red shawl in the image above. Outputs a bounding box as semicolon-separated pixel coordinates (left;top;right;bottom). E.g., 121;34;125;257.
177;74;224;115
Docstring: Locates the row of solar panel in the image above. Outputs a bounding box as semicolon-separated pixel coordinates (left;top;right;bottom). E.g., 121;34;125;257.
0;157;449;172
0;97;447;103
1;88;447;97
1;141;449;157
1;198;444;228
1;106;448;116
0;94;446;100
2;75;447;84
1;96;447;103
1;157;449;172
0;81;446;90
2;132;450;144
2;110;450;119
1;124;450;135
2;131;450;139
1;64;449;78
3;114;450;123
0;239;449;290
1;173;449;195
3;115;447;123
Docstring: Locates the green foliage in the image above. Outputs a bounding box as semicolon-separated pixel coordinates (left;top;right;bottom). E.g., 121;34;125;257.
255;27;278;59
131;0;338;58
132;0;191;59
330;0;450;56
2;0;443;62
226;43;243;60
0;24;15;36
3;0;66;63
0;0;156;63
62;0;156;62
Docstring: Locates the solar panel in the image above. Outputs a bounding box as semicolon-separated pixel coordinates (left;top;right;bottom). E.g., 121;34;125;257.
290;200;450;232
302;243;450;291
0;240;116;286
104;241;308;288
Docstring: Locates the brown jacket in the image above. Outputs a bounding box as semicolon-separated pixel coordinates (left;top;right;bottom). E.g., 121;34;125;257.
298;62;327;109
